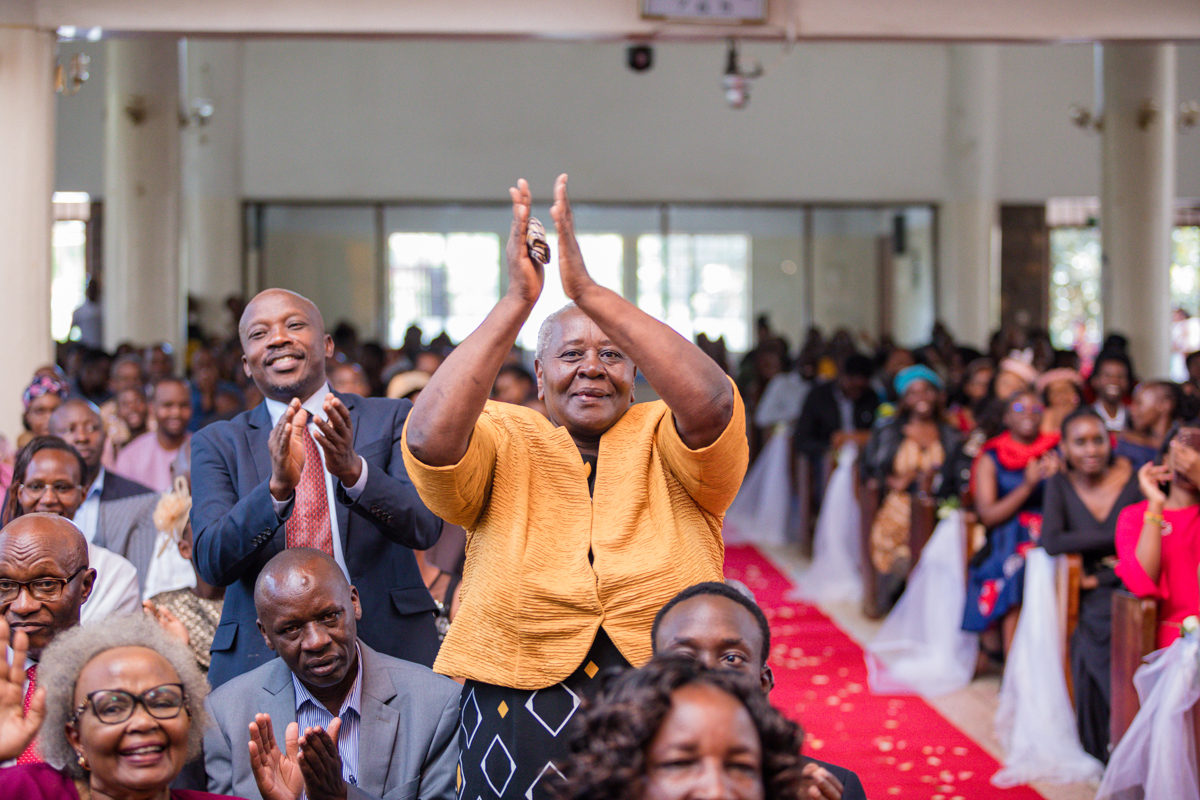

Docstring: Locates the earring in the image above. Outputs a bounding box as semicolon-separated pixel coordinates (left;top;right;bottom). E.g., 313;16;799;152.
77;751;89;771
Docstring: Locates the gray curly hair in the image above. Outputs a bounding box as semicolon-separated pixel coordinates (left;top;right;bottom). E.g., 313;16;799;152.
37;614;210;779
534;303;580;364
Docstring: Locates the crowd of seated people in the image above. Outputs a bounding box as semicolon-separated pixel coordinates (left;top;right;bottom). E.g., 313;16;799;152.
742;312;1200;773
2;172;1199;798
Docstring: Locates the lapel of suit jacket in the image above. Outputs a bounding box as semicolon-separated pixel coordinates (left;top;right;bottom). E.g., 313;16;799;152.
332;391;358;554
356;641;400;796
245;402;274;485
262;658;298;751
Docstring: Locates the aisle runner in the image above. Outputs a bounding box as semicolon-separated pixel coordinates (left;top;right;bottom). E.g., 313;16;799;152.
724;545;1044;800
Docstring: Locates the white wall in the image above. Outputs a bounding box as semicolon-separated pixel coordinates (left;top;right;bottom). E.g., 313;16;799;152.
54;38;1200;203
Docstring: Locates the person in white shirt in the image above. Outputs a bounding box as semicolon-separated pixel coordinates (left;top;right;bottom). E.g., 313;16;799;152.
1;437;141;621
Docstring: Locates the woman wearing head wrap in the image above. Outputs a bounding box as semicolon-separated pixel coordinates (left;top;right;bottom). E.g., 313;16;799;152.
861;365;962;613
19;372;70;449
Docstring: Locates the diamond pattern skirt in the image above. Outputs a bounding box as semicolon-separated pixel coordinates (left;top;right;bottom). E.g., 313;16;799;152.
456;628;629;799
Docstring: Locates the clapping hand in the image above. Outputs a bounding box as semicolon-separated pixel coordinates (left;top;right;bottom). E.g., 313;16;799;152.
314;395;361;487
504;178;545;307
549;174;595;302
0;619;44;762
248;714;304;800
297;719;346;800
269;401;308;502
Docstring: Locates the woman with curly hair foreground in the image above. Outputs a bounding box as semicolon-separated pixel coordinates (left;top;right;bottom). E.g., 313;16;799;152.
0;615;241;800
557;655;810;800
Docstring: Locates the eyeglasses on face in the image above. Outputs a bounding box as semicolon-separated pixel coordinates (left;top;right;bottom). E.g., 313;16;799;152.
19;481;84;500
73;683;188;725
0;565;88;603
1010;402;1045;414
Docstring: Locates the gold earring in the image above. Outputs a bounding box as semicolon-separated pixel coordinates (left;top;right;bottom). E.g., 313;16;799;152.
77;751;89;771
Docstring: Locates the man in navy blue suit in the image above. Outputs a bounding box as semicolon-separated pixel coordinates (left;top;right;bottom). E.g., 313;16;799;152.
192;288;443;688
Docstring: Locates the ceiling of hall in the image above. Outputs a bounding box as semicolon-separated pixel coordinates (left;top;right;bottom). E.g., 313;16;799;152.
9;0;1200;41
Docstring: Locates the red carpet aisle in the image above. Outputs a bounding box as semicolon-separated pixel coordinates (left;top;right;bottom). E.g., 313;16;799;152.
724;545;1044;800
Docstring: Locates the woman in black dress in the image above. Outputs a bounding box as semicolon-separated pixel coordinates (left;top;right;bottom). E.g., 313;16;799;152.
1041;406;1142;763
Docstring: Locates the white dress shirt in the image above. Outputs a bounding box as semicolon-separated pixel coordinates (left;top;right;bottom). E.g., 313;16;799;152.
83;541;142;619
265;384;368;580
72;468;106;543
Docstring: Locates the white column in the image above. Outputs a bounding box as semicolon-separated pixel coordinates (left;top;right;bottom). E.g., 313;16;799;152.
103;37;183;354
181;39;244;341
939;44;1000;351
1100;44;1176;377
0;28;57;440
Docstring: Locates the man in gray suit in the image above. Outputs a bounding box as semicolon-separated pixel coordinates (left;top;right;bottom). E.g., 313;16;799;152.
204;548;459;800
50;398;159;592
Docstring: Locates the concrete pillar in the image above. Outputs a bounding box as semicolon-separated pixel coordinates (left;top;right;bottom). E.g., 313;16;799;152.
103;37;183;354
181;39;244;341
1100;44;1176;376
939;44;1000;351
0;28;57;440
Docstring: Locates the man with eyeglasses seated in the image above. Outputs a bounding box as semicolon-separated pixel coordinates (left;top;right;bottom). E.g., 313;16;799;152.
50;399;160;594
1;437;140;623
204;548;459;800
0;513;97;766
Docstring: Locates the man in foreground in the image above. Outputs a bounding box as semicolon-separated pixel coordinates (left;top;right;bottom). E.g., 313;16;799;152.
652;581;868;800
204;548;459;800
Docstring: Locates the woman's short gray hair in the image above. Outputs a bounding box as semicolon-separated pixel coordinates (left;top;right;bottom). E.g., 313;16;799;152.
37;614;210;780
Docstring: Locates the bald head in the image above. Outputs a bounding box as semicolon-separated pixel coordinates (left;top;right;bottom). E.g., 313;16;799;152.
239;289;324;342
0;514;94;659
254;547;348;613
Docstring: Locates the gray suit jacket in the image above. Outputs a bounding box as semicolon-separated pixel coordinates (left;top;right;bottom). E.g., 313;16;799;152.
203;641;459;800
92;470;159;594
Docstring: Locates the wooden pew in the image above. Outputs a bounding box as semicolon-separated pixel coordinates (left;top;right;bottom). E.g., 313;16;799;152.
1109;590;1158;749
1053;553;1083;704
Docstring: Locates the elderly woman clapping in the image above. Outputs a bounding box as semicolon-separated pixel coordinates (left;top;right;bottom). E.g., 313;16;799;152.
0;615;241;800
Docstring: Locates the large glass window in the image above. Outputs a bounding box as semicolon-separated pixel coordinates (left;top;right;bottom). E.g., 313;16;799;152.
388;232;501;346
637;233;750;352
51;193;92;342
1048;226;1102;353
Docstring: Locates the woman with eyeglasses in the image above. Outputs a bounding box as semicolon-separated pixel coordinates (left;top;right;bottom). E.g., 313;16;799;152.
1;437;140;623
963;390;1062;655
0;615;242;799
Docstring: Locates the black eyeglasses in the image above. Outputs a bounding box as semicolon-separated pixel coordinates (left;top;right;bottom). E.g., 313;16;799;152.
19;481;84;500
0;565;88;603
73;683;188;725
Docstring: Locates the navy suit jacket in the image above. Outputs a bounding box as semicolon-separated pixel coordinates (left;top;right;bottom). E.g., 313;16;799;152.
191;391;443;688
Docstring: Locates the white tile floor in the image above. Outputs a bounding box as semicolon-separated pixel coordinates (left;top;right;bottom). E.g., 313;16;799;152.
759;543;1100;800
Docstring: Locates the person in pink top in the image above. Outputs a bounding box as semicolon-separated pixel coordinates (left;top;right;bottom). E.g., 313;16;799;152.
112;378;192;492
1115;421;1200;649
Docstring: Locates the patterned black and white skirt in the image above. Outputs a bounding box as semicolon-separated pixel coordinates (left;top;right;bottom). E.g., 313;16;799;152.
456;628;629;799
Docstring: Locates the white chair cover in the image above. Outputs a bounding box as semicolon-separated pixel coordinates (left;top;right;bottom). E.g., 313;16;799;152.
723;425;794;548
865;509;979;697
1096;629;1200;800
991;548;1104;787
789;441;863;605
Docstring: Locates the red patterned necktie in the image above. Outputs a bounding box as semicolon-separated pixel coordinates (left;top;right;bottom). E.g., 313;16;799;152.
285;426;334;555
17;665;41;765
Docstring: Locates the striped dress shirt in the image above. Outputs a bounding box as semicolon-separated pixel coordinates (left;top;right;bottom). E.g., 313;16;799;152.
291;644;363;797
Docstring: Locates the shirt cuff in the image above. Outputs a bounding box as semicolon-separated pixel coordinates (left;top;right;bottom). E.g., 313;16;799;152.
271;492;295;521
341;456;369;499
